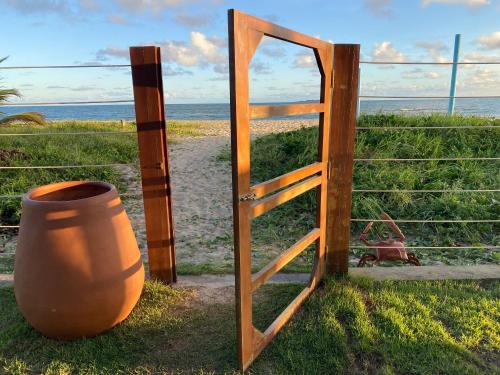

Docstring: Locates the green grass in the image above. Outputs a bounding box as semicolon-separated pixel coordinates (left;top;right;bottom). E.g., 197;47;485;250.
219;114;500;266
0;278;498;374
0;120;201;225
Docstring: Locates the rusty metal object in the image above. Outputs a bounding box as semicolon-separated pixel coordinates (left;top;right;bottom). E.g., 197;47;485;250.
357;212;421;267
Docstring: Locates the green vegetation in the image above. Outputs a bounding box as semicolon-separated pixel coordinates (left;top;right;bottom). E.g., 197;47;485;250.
228;114;499;266
0;278;498;374
0;120;201;225
0;121;138;225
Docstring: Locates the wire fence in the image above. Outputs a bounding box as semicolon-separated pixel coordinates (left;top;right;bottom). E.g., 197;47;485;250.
1;58;499;260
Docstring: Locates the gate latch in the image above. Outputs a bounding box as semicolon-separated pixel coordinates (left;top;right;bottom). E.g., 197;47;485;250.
239;192;257;201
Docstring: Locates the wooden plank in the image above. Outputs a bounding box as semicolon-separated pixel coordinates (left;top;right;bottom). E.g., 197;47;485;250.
228;9;255;371
250;175;322;219
326;44;360;275
130;46;176;284
254;286;314;357
236;9;331;50
251;228;320;292
251;162;322;199
250;103;323;119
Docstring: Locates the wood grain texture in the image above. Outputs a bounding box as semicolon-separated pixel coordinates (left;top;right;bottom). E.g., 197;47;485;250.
250;175;322;219
228;10;254;370
250;103;323;119
130;46;176;284
326;44;360;275
251;162;322;199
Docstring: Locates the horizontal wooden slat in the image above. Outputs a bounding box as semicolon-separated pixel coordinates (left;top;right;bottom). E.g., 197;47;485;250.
250;103;324;119
250;175;322;219
254;286;314;357
251;162;323;199
252;228;320;292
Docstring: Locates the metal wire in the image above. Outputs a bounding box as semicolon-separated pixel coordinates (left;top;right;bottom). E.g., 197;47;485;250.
0;64;131;69
0;131;136;137
354;157;499;162
0;100;134;106
360;61;500;65
352;189;500;193
351;219;500;223
349;245;500;249
359;95;500;99
0;163;135;170
357;126;500;130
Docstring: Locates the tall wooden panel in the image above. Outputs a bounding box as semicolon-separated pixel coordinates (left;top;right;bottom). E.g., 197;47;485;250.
130;46;176;284
326;44;360;275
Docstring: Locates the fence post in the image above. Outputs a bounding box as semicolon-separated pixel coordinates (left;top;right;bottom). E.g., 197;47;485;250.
448;33;461;115
130;46;176;284
326;44;360;275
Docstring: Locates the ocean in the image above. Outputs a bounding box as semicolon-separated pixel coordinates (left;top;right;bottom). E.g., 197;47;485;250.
1;99;500;120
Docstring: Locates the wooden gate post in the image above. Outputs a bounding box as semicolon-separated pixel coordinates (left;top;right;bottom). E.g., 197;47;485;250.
326;44;360;275
130;46;176;284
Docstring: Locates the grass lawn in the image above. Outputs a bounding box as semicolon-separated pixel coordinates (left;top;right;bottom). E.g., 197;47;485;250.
0;120;200;225
218;114;499;267
0;278;498;374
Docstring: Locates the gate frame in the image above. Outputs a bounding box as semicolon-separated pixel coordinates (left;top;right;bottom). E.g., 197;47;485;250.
228;9;334;370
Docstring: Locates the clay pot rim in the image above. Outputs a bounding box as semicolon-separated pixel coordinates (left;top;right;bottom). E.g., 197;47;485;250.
23;181;118;208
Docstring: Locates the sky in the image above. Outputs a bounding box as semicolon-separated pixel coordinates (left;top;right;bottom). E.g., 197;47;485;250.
0;0;499;104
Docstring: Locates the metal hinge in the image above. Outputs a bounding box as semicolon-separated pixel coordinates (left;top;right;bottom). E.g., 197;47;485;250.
327;161;332;180
239;192;257;201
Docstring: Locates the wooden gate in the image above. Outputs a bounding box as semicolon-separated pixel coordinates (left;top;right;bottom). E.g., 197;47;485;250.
228;9;334;370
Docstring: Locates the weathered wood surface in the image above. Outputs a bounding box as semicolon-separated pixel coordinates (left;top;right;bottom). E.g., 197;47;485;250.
130;46;177;284
326;44;360;275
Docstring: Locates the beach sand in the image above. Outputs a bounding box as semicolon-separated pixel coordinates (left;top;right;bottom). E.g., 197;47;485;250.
122;119;318;269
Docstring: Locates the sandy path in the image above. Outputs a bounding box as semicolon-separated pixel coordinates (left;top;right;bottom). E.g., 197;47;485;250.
123;119;318;268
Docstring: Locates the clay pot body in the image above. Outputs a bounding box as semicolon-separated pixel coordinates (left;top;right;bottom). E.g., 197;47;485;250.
14;181;144;340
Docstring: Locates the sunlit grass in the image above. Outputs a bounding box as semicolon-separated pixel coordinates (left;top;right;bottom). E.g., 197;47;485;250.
0;278;498;374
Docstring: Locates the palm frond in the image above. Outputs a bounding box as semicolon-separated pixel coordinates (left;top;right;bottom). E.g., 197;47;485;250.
0;88;20;103
0;112;46;125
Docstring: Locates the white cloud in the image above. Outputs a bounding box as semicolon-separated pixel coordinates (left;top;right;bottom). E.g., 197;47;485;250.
476;31;500;50
293;51;316;68
364;0;393;17
113;0;189;13
96;47;129;61
415;41;449;62
96;31;230;77
402;68;441;79
190;31;225;64
1;0;70;14
173;12;212;27
421;0;490;7
160;41;199;66
463;52;500;62
370;41;406;62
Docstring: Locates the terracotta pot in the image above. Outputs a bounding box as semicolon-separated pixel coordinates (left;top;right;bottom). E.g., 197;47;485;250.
14;181;144;340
